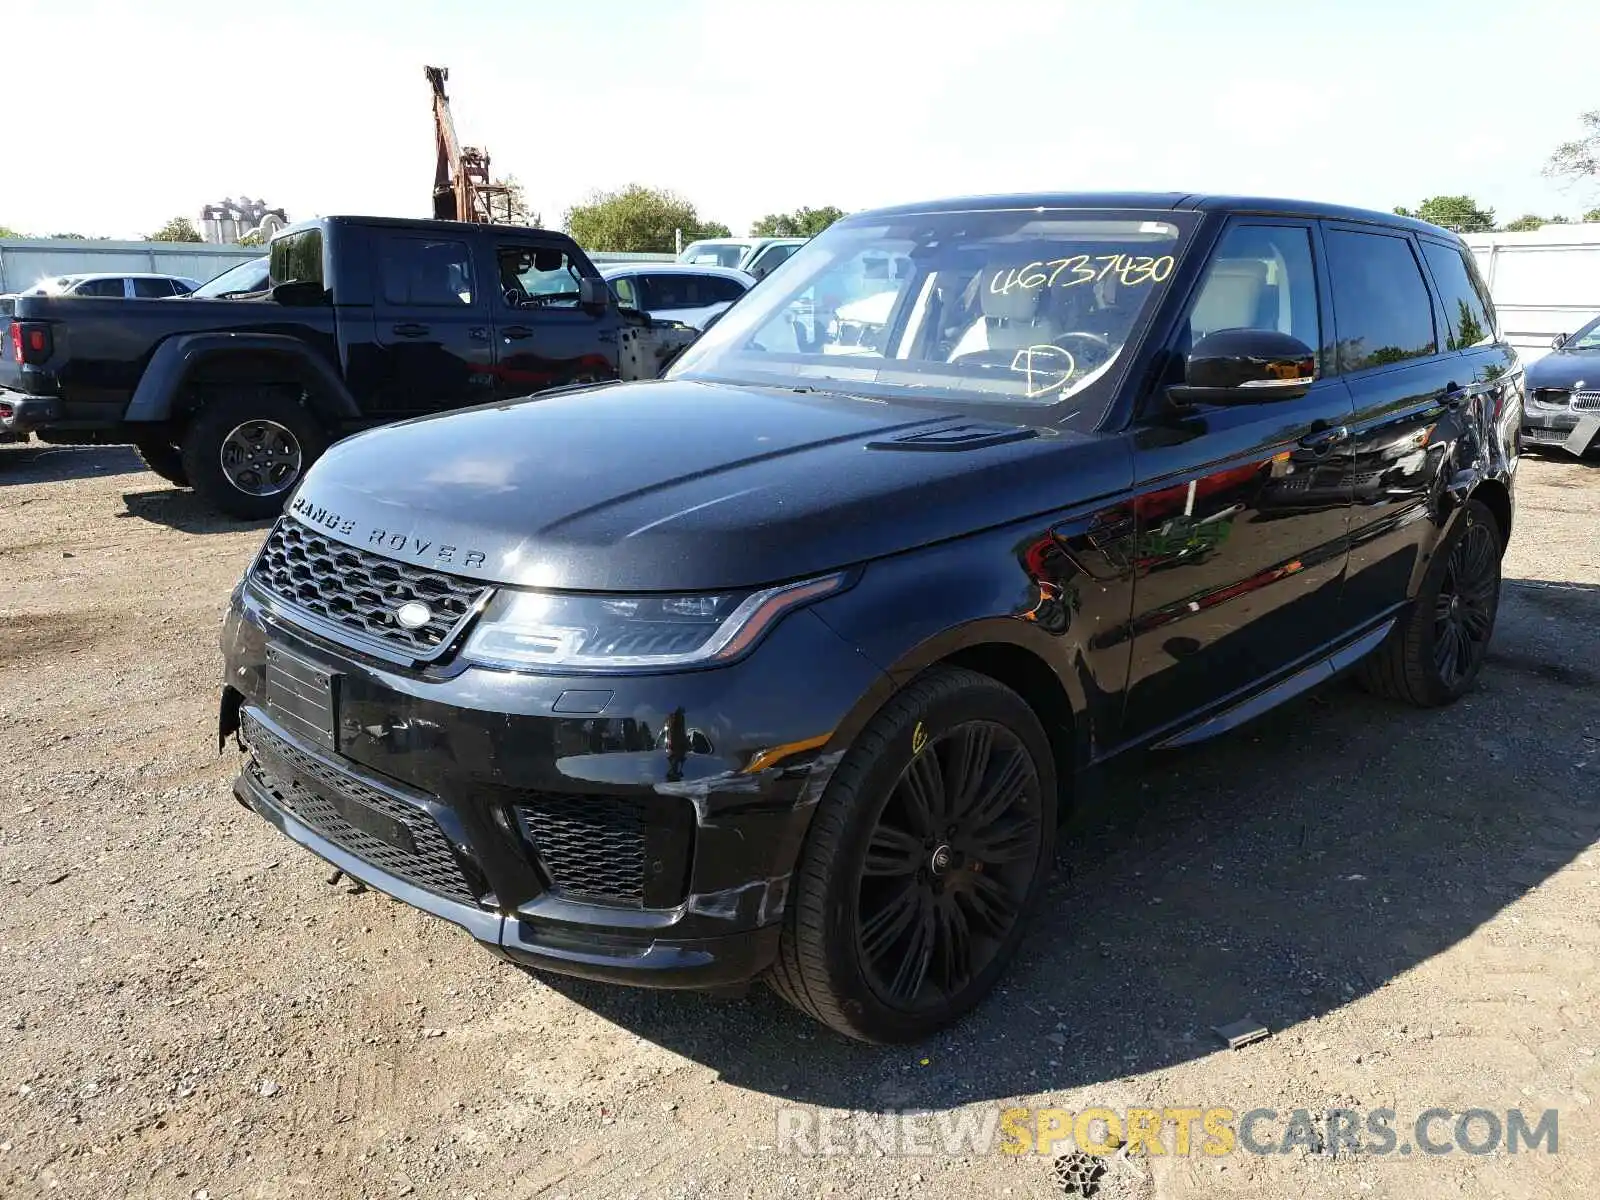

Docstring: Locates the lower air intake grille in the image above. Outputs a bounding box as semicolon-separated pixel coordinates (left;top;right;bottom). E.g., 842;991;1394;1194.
1573;391;1600;411
514;796;649;906
243;711;479;907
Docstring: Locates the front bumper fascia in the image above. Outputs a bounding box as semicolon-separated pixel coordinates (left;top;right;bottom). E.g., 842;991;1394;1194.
220;582;883;989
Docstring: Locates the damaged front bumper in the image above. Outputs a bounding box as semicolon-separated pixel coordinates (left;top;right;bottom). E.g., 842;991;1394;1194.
1521;407;1600;457
219;585;879;989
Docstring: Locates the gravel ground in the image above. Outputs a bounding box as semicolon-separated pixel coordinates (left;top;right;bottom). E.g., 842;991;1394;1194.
1;443;1596;1200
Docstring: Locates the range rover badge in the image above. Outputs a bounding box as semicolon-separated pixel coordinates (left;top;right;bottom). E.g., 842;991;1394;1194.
394;601;432;630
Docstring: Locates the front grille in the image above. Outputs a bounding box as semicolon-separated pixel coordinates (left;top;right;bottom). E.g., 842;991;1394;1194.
1573;391;1600;411
250;518;491;661
514;796;649;906
242;711;479;907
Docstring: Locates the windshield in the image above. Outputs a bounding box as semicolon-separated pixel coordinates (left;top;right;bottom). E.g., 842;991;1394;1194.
1566;315;1600;350
191;257;268;298
668;209;1196;423
681;241;750;268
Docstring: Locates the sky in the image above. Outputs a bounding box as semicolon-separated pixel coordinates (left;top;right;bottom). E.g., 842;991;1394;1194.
4;0;1598;240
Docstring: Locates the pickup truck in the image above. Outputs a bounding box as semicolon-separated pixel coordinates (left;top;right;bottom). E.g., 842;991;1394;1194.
0;216;699;517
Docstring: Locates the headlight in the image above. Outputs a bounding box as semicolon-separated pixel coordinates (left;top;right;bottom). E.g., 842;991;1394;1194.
461;574;848;671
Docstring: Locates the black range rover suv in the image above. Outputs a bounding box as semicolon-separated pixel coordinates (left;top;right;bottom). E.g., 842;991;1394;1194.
220;193;1521;1043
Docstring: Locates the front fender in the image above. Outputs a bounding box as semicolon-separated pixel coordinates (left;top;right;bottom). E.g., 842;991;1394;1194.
125;332;360;424
810;498;1137;770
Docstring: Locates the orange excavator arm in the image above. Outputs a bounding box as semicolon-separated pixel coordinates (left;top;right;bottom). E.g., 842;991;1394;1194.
425;65;464;221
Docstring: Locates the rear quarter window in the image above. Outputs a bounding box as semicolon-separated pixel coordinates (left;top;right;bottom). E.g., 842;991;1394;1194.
1420;241;1496;349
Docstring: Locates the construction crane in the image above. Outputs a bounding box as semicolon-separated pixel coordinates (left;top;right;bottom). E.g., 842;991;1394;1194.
425;65;516;224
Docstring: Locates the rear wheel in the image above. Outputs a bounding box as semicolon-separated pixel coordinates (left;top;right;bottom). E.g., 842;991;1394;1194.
180;388;326;520
132;438;189;487
1357;497;1502;706
767;666;1057;1043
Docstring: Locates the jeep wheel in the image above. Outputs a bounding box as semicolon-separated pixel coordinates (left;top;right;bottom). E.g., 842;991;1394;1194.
180;389;327;520
132;438;189;487
1357;497;1503;706
767;666;1057;1043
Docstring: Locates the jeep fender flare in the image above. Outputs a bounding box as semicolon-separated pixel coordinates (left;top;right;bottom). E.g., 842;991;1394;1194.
124;333;361;427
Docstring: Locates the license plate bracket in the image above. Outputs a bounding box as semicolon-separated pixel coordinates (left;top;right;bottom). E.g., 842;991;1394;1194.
326;790;417;854
264;644;338;750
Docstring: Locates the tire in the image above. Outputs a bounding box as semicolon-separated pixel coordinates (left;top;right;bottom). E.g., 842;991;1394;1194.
179;388;327;521
1356;497;1503;707
767;666;1058;1043
132;438;189;487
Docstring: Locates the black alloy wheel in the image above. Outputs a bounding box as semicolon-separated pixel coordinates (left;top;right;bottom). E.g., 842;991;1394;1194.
856;720;1043;1011
1432;517;1499;689
1356;497;1503;706
768;666;1058;1043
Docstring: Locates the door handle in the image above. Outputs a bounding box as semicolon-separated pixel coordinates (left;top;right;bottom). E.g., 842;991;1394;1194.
1298;424;1349;453
391;322;429;338
468;327;488;342
502;326;533;341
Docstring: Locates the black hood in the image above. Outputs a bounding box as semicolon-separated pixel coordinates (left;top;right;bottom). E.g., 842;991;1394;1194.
1527;348;1600;391
285;380;1129;591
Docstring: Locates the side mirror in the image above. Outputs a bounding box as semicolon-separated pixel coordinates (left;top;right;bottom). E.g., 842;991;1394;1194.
578;277;610;311
270;279;326;306
1552;332;1569;350
1169;329;1316;405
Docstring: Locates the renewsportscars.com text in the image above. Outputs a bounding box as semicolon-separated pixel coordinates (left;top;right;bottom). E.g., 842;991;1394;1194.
775;1105;1559;1158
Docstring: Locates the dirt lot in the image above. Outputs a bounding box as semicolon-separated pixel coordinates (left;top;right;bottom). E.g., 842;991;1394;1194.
1;443;1597;1200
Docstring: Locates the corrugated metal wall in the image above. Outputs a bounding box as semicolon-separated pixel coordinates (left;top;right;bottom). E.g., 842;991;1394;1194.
0;239;264;294
1460;225;1600;364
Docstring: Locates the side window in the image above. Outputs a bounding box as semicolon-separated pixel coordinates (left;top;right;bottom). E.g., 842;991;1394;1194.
496;245;582;309
640;274;695;310
1187;224;1320;352
377;236;474;306
1420;242;1494;350
78;277;126;297
754;244;798;274
133;277;175;298
610;276;638;307
703;276;748;303
1324;230;1436;372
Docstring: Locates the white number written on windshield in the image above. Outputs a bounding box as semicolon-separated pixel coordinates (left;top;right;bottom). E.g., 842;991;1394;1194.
989;253;1175;294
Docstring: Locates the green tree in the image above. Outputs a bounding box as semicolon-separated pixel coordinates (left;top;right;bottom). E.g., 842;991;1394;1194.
1585;206;1600;222
1393;196;1495;231
750;205;845;238
562;184;726;253
1502;214;1546;232
237;229;266;247
148;216;204;243
695;220;732;239
0;225;23;239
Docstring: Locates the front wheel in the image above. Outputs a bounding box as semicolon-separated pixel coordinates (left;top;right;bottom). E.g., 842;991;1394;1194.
1357;497;1503;706
768;667;1058;1043
180;389;327;520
